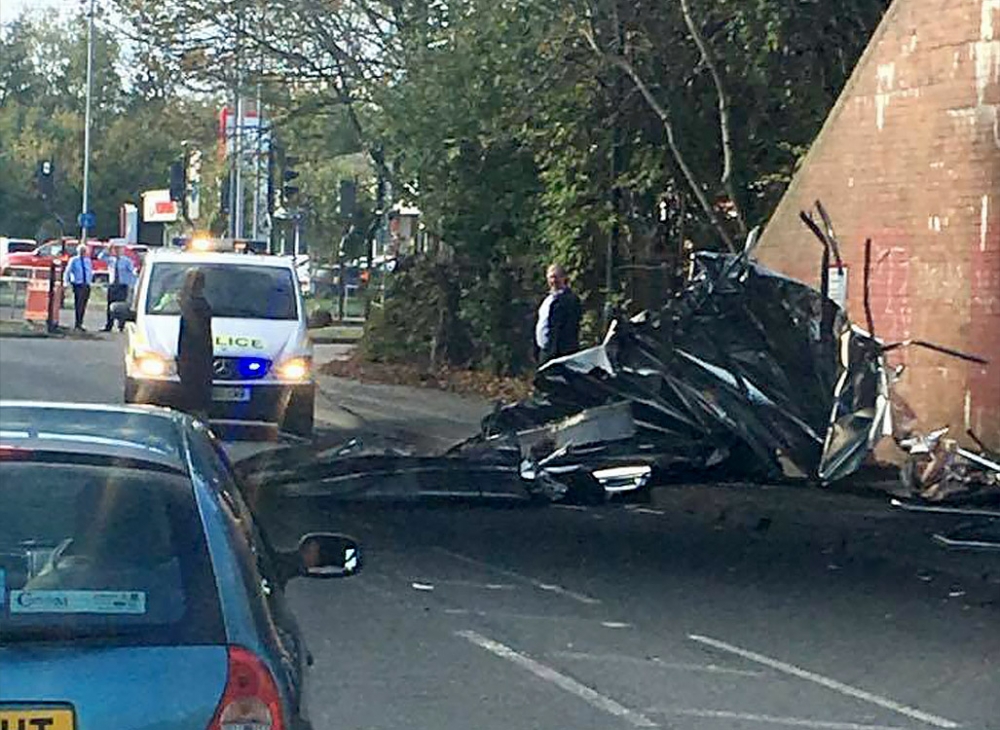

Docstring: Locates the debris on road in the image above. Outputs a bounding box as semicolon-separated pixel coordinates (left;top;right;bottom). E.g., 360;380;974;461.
237;437;531;504
892;428;999;551
470;226;888;497
242;204;995;519
462;205;993;508
898;427;999;505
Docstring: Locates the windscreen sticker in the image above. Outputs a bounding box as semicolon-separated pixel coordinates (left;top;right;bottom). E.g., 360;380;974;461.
9;590;147;615
215;334;266;351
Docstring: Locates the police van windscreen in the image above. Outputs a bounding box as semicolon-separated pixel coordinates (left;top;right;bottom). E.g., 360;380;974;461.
145;262;298;320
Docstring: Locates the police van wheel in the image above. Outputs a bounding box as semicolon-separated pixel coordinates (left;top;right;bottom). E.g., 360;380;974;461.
124;376;138;404
282;391;314;439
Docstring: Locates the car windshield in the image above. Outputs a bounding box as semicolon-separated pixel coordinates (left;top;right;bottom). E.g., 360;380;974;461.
145;262;298;320
0;459;225;646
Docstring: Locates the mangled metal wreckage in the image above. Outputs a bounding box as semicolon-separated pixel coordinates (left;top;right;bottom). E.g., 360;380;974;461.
471;243;896;500
242;211;997;547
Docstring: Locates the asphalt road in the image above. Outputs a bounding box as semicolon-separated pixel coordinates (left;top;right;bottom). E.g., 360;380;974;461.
1;334;998;730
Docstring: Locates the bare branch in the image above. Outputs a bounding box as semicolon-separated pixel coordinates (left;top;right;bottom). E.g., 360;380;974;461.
678;0;746;238
581;24;737;253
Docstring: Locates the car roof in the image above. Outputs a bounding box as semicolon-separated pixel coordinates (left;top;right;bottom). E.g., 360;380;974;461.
145;250;297;269
0;401;191;473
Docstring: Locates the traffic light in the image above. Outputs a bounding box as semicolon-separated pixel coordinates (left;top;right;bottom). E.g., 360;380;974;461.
37;159;54;200
282;155;300;201
168;160;185;202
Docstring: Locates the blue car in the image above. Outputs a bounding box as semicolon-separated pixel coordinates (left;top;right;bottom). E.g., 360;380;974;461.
0;401;361;730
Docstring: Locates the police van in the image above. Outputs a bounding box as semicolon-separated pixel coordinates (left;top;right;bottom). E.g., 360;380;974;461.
120;249;315;437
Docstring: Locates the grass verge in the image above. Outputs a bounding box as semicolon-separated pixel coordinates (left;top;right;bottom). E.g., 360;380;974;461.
319;350;533;402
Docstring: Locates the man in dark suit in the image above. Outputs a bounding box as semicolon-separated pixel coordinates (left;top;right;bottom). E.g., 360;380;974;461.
535;263;582;365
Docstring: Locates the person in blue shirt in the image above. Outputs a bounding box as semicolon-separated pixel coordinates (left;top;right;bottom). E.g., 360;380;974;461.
103;243;138;332
62;243;94;331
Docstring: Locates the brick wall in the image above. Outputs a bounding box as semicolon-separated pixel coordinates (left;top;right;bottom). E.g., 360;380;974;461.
757;0;1000;448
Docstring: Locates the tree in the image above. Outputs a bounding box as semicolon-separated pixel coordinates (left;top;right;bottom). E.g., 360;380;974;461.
106;0;892;375
0;9;219;239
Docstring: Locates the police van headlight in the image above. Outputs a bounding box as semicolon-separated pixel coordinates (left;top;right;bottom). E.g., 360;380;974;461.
133;351;176;378
275;357;311;381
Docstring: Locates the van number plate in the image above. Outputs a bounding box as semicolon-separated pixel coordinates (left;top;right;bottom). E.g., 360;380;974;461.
212;386;251;402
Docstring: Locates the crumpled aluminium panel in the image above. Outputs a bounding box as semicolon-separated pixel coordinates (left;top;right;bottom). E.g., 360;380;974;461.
481;251;890;489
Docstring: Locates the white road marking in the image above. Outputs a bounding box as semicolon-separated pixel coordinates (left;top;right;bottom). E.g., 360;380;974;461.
646;707;910;730
411;578;516;591
410;582;435;591
688;634;960;729
443;608;631;627
630;507;666;516
457;630;657;728
549;651;764;678
435;547;601;605
553;504;590;511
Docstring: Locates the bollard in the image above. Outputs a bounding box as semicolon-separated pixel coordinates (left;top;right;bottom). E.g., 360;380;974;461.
47;261;62;332
24;268;52;323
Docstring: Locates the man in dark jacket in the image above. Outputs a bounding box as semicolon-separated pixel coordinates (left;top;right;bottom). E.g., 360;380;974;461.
535;263;582;364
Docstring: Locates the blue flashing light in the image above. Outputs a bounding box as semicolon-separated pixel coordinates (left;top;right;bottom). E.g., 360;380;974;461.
236;357;270;379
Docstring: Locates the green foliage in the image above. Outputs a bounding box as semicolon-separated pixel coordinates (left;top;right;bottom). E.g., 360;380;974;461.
361;258;471;368
0;10;217;240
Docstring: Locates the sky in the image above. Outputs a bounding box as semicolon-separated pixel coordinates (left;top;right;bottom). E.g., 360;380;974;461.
1;0;76;24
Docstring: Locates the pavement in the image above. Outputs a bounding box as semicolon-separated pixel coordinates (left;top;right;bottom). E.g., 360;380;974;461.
1;331;998;730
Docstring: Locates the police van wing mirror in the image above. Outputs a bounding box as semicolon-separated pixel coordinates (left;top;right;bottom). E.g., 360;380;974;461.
111;301;136;322
307;309;334;329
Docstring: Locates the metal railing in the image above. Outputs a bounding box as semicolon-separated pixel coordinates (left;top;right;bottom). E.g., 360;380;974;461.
0;275;30;319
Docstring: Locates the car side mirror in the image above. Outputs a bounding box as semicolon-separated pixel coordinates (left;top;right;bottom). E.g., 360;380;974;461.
295;532;362;579
307;309;333;329
110;301;136;322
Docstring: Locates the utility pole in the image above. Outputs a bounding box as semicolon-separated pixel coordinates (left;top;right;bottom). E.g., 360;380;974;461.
79;0;96;245
234;97;245;238
251;84;262;241
229;12;245;239
292;212;301;267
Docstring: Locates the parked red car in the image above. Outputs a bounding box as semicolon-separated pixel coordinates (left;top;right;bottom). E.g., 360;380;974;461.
1;239;144;282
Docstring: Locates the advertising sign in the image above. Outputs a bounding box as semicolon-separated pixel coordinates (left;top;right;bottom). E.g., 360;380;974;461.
142;189;179;223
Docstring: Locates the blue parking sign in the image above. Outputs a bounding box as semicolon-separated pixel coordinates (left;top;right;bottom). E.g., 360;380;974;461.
78;211;96;229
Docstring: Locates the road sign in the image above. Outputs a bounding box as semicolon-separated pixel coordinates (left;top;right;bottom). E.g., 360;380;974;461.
77;211;96;229
141;189;179;222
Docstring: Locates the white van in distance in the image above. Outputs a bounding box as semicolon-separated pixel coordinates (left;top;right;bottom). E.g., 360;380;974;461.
120;250;315;437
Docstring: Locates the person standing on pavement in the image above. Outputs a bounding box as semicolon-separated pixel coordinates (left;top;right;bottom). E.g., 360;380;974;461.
535;262;582;365
63;243;93;331
103;244;137;332
177;268;214;418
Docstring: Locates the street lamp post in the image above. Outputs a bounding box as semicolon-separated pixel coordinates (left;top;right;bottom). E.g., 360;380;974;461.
79;0;96;244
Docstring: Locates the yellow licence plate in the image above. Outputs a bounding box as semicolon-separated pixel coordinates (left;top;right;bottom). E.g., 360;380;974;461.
0;707;75;730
